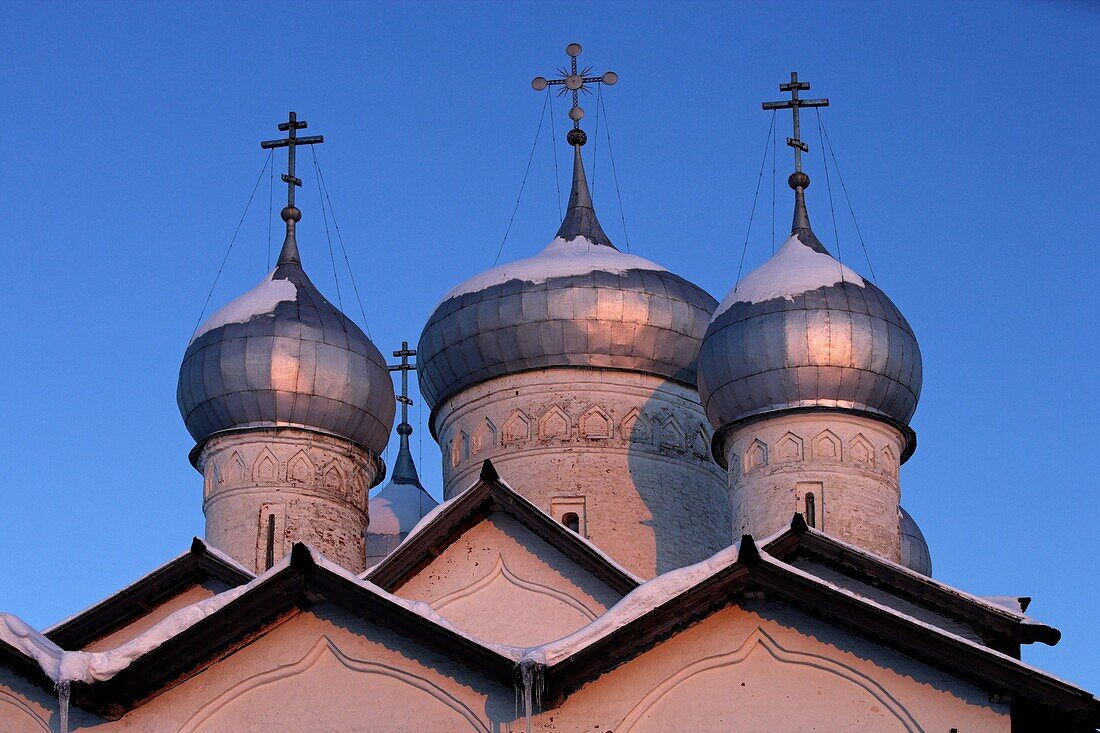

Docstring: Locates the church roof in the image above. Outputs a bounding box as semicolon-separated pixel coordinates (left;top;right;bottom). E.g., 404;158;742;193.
1;533;1095;726
761;515;1061;652
366;460;641;595
44;538;254;651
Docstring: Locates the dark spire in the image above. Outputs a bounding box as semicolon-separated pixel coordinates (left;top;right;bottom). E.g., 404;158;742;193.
387;341;424;489
390;423;425;490
555;144;614;248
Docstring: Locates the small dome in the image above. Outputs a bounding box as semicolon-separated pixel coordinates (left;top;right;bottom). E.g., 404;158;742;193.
899;506;932;576
418;145;717;417
178;226;395;456
698;188;922;454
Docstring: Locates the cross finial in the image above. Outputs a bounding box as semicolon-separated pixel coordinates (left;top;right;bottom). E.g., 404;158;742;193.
531;43;618;147
388;341;417;430
260;111;324;223
762;72;829;186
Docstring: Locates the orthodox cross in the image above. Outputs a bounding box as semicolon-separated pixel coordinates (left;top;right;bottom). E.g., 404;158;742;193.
388;341;417;426
531;43;618;138
762;72;829;174
260;111;324;212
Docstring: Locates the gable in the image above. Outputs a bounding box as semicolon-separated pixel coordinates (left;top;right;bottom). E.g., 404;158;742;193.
393;513;623;646
79;580;234;652
540;601;1011;732
27;603;514;732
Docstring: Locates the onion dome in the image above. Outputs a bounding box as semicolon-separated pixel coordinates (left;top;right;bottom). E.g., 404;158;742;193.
417;144;717;424
698;178;922;461
368;422;438;538
178;206;396;458
899;506;932;576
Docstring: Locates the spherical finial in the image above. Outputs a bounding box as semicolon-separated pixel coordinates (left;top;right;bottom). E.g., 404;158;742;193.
568;106;584;122
788;172;810;190
531;76;548;91
567;128;587;147
397;422;413;436
566;43;582;57
602;71;618;85
281;206;302;222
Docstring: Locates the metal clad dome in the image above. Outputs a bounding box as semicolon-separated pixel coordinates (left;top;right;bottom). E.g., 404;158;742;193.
418;146;717;414
698;188;922;443
900;506;932;576
178;224;395;456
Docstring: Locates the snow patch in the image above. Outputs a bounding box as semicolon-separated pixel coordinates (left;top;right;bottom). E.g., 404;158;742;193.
714;233;866;317
192;269;297;342
440;236;669;305
528;541;743;667
1;559;281;684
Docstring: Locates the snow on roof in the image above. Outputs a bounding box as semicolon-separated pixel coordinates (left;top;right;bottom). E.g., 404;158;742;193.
365;471;643;588
42;540;253;637
526;542;743;667
761;553;1089;694
440;235;668;304
1;559;271;684
191;269;297;343
786;526;1042;625
714;233;866;317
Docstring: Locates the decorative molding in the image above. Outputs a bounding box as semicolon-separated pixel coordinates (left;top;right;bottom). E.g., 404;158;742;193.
432;555;598;621
811;429;842;462
252;447;280;483
502;410;532;445
0;691;49;732
617;627;921;733
538;405;571;441
580;405;613;440
620;407;650;445
776;432;804;462
849;433;875;468
471;418;497;455
287;449;315;486
180;636;488;733
744;439;769;472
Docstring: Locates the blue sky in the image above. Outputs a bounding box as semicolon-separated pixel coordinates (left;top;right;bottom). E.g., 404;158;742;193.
2;0;1097;691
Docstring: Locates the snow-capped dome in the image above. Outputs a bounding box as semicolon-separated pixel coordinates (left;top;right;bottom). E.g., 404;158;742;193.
178;209;395;457
417;145;717;420
900;506;932;576
698;184;922;455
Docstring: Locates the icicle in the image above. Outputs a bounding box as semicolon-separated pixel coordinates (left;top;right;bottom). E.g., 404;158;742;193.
56;680;70;733
518;658;544;733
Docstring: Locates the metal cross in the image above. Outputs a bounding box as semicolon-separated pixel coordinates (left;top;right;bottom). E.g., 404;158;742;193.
762;72;829;174
260;111;324;211
532;43;617;131
388;341;417;425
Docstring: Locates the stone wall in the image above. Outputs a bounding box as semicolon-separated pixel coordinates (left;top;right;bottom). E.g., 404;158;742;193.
718;411;906;562
432;368;730;578
197;428;381;574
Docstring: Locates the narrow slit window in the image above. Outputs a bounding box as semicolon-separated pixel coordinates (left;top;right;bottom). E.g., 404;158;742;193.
562;512;580;533
805;493;816;528
265;514;276;570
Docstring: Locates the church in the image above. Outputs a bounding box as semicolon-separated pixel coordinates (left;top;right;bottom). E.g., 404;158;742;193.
1;46;1097;732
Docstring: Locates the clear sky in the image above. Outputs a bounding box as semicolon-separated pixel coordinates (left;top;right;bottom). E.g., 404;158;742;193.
2;0;1097;692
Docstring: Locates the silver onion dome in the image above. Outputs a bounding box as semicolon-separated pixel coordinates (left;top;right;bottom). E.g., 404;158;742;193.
417;145;717;425
698;183;922;460
899;506;932;576
178;209;395;458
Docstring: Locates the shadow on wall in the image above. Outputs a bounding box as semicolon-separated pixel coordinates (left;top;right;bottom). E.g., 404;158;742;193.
627;380;731;575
